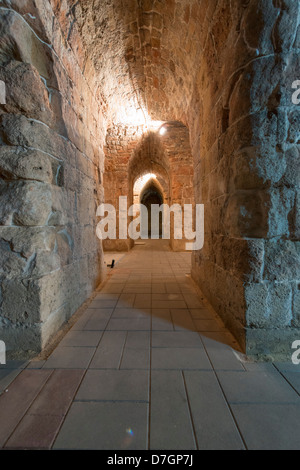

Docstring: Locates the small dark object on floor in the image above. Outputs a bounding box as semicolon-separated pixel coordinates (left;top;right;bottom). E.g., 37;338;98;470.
107;260;115;268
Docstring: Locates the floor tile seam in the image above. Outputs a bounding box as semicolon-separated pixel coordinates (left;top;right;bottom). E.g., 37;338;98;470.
50;364;92;449
1;369;55;449
197;334;248;450
181;371;199;450
73;399;150;404
273;364;300;397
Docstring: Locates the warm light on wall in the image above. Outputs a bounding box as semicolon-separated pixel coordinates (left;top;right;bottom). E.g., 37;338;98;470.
159;126;167;136
133;173;158;204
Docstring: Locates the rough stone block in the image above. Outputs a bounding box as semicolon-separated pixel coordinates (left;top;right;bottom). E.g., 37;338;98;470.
0;180;52;226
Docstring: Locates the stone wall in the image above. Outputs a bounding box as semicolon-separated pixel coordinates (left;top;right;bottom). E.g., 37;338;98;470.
190;0;300;359
0;0;106;357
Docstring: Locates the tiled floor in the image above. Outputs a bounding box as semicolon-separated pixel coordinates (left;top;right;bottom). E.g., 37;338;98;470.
1;240;300;450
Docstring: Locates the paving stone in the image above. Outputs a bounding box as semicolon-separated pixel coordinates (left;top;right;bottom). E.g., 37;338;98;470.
116;293;136;308
152;309;174;331
231;404;300;450
279;372;300;395
170;309;196;331
152;331;203;349
0;369;22;394
30;369;85;416
152;293;185;301
201;336;245;371
125;332;150;349
216;371;300;404
43;347;95;369
88;299;118;309
151;348;212;370
53;402;148;450
106;318;151;331
151;284;167;293
76;369;149;401
0;369;52;448
112;308;151;319
100;283;125;294
123;285;151;293
134;294;152;308
150;371;196;450
5;414;63;450
89;331;127;369
83;309;112;331
120;349;150;370
59;330;103;347
184;371;245;450
152;300;187;309
274;362;300;373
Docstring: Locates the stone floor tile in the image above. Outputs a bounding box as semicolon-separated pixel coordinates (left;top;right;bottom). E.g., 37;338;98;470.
125;331;150;349
83;309;112;331
274;362;300;373
152;300;187;309
89;331;127;369
106;318;151;331
123;285;151;293
151;348;212;370
43;347;95;370
120;349;150;370
216;370;300;404
231;404;300;450
134;294;152;308
76;369;149;401
0;369;23;394
116;293;136;308
170;309;196;331
152;309;174;331
59;330;103;347
5;414;63;450
53;402;148;450
152;331;203;349
150;371;196;450
112;308;151;319
278;371;300;395
0;369;52;448
184;371;245;450
201;336;245;371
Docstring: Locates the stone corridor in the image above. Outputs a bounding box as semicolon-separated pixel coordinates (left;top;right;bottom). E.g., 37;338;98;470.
0;241;300;450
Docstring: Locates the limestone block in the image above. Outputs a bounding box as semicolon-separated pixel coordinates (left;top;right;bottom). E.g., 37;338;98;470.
214;235;264;282
242;0;279;55
0;61;54;126
287;109;300;144
0;10;54;82
223;190;269;238
245;282;293;328
271;0;300;53
0;145;57;184
0;180;52;226
0;226;58;280
263;239;300;282
0;114;73;163
267;187;295;238
281;146;300;188
1;279;41;324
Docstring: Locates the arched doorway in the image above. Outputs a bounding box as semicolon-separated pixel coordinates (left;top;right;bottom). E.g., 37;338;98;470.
140;182;164;238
